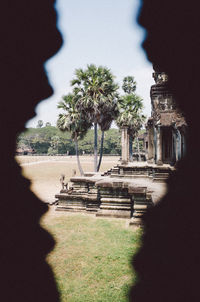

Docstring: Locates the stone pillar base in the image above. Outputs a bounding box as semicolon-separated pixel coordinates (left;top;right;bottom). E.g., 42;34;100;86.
121;160;128;165
128;186;154;226
129;217;144;226
156;160;163;166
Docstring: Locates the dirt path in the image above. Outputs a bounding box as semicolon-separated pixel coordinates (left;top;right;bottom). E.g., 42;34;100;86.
21;160;79;166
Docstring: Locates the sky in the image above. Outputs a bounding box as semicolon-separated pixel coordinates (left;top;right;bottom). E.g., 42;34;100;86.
26;0;154;128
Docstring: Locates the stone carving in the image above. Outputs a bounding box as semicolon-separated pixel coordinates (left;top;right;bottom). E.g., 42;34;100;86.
146;69;187;165
152;99;161;122
172;110;186;127
72;169;76;177
153;71;168;84
60;174;68;191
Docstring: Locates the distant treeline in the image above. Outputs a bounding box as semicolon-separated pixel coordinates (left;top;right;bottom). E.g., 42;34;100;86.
16;126;123;155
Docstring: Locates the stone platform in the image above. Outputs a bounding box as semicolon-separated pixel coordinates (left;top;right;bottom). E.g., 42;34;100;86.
103;162;174;182
55;162;170;225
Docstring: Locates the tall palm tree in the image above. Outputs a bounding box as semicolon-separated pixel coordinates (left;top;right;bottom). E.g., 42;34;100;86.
127;113;146;161
96;92;119;171
122;76;136;94
117;93;146;162
57;93;91;176
71;64;119;172
117;76;146;162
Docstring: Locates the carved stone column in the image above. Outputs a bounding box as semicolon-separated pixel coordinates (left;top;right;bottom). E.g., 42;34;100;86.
181;132;186;158
180;126;187;160
172;128;177;165
156;125;163;165
177;129;182;161
147;120;154;163
121;127;129;164
153;126;157;163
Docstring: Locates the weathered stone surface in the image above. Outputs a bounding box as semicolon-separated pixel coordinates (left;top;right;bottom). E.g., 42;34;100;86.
128;186;147;194
96;210;131;218
146;70;187;166
121;127;129;164
83;172;100;177
101;198;131;203
55;163;168;221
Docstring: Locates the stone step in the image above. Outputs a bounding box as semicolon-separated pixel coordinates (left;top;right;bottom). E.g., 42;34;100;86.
133;204;150;210
110;174;148;179
153;178;168;182
56;206;86;212
100;204;131;210
72;185;88;189
133;212;145;217
58;200;85;205
59;197;81;201
88;190;98;194
122;172;149;175
129;217;144;226
96;210;131;218
100;196;129;200
57;193;98;201
154;173;169;178
61;202;84;206
100;202;131;206
56;193;85;198
101;198;130;203
87;204;100;208
133;202;153;207
132;198;147;203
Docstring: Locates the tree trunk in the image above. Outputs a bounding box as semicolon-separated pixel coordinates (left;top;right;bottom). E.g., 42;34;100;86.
74;136;84;176
137;136;141;162
129;135;133;162
94;123;98;172
97;130;104;172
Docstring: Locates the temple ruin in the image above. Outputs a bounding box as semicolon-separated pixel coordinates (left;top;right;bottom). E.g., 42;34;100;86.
147;69;187;165
55;69;187;224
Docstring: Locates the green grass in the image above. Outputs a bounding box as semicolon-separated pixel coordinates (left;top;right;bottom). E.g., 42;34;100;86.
42;214;142;302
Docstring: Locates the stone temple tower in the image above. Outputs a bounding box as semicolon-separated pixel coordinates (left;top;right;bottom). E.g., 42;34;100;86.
146;67;187;165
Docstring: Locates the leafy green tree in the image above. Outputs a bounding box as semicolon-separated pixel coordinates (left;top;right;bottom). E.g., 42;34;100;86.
103;129;121;155
57;93;92;175
16;127;122;156
17;126;72;154
71;64;119;171
78;130;94;155
47;135;60;155
36;120;43;128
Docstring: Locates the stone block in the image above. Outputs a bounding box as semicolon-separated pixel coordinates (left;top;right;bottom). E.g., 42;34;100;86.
101;197;131;203
96;209;131;218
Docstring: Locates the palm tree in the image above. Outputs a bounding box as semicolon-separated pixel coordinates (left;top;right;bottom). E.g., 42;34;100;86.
71;64;119;172
127;113;146;161
117;92;146;162
37;120;43;128
122;76;136;94
118;76;146;162
96;92;119;171
57;93;91;176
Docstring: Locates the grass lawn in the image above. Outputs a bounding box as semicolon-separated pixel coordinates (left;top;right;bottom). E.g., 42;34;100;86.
16;156;142;301
41;212;142;302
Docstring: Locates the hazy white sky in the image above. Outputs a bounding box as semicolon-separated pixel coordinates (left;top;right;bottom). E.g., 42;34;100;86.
26;0;154;127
